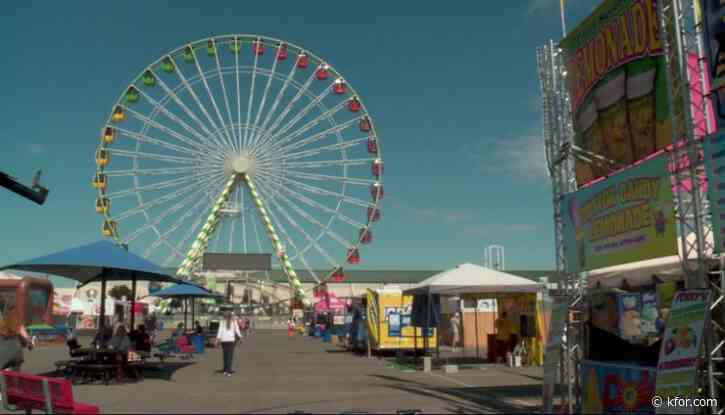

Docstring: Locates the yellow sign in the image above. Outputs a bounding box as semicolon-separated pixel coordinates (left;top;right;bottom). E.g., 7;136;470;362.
366;289;436;350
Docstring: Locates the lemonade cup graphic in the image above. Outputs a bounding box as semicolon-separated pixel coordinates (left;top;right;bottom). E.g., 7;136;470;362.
627;58;657;160
595;69;634;165
576;99;599;182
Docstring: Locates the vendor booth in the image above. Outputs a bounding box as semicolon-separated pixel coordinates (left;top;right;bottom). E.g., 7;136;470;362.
365;287;435;351
403;263;545;365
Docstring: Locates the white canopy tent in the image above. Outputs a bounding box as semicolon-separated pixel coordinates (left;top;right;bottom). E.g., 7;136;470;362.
403;263;545;296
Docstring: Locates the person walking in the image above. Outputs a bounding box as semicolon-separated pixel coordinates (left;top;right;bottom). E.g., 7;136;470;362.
450;312;461;352
287;319;296;338
145;313;158;344
0;301;33;371
215;311;241;377
495;311;514;363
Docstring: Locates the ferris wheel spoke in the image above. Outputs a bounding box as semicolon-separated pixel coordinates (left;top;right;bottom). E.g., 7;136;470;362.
134;88;217;153
121;105;217;156
259;173;365;229
258;170;375;208
146;210;185;259
255;183;321;283
255;177;337;271
251;46;281;144
250;205;265;255
264;100;348;154
252;73;316;153
235;39;243;151
240;186;247;252
164;58;232;153
186;50;237;151
161;208;209;268
257;177;353;251
212;216;223;252
104;166;199;177
123;186;212;244
111;126;214;159
262;72;316;140
144;70;222;149
107;148;201;165
114;171;224;222
249;59;299;149
213;42;240;152
277;158;375;170
106;169;220;199
284;170;376;187
242;48;261;150
264;137;367;163
149;191;215;261
267;117;362;159
228;186;244;253
260;84;334;151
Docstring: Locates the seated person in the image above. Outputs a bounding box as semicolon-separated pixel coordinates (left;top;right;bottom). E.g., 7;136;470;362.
91;326;114;348
172;323;185;338
133;325;151;352
194;321;204;335
108;325;131;353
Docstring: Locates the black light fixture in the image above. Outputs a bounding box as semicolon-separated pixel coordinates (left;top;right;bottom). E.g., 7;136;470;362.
0;170;49;205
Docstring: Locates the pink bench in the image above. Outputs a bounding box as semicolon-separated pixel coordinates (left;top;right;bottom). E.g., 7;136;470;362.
1;370;100;414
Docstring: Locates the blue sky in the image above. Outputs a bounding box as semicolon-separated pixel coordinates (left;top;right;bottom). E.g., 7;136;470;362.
0;0;601;274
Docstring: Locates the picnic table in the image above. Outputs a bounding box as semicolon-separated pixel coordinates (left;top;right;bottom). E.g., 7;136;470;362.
59;348;152;385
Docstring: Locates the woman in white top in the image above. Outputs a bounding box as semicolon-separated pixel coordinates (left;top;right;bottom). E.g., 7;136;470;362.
215;312;241;376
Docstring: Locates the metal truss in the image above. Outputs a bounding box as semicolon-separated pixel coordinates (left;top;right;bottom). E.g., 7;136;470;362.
659;0;711;287
659;0;724;411
537;40;583;413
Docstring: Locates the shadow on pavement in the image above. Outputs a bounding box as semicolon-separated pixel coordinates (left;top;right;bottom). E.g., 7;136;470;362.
141;361;195;381
370;374;540;414
37;361;195;383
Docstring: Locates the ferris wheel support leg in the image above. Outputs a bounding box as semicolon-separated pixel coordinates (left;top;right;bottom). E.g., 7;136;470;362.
243;174;311;307
177;175;238;278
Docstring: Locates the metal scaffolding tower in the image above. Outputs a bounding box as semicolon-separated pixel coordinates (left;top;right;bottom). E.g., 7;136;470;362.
537;39;582;413
659;0;724;411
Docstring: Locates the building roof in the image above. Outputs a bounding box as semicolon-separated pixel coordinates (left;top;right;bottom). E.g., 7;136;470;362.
166;268;562;284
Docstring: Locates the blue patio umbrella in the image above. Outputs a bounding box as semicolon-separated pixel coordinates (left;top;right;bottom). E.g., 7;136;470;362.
0;240;186;330
146;283;222;328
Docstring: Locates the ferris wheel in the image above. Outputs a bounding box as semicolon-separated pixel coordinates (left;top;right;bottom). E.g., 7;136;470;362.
92;34;383;304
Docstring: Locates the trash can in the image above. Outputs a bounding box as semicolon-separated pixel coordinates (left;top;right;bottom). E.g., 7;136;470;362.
191;334;205;353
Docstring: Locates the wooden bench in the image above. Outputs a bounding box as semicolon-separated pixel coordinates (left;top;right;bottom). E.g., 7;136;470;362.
0;370;100;414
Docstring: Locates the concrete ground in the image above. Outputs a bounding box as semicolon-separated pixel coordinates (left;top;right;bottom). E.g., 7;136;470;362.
15;331;542;414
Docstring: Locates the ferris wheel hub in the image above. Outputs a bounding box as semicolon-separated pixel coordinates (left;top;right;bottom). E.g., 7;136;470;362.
226;153;256;176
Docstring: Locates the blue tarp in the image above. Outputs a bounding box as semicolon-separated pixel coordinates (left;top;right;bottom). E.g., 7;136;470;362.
149;283;221;299
0;240;184;285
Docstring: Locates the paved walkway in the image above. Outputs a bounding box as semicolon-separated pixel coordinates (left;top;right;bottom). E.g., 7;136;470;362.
18;331;542;414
